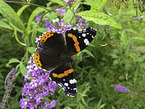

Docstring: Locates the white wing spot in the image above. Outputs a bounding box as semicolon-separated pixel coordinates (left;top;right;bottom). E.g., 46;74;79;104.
84;38;90;45
82;33;86;37
64;83;68;86
73;88;77;91
69;79;77;84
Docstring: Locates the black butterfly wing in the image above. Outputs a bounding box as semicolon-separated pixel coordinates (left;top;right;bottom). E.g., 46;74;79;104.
65;27;97;56
33;31;66;70
49;62;77;97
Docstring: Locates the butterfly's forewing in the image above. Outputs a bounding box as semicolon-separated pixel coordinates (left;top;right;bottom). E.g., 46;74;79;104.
65;27;97;56
49;62;77;97
33;31;66;70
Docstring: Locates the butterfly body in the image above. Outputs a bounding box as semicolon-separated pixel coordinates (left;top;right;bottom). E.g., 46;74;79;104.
33;27;97;97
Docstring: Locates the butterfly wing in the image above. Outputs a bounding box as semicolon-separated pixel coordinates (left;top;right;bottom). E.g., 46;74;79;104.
49;62;77;97
33;31;66;70
65;27;97;56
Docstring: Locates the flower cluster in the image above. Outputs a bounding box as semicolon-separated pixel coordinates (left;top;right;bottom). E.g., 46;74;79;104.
55;9;66;16
20;57;58;109
0;68;16;109
114;84;131;93
35;12;43;22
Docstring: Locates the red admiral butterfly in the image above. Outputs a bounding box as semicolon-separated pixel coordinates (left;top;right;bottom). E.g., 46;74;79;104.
33;27;96;97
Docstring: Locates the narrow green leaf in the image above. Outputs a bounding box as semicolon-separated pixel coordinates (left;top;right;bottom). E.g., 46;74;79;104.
0;0;27;34
20;63;27;76
26;7;46;34
50;0;66;6
7;58;20;64
17;5;29;16
121;30;127;44
125;42;131;57
99;104;106;108
6;58;20;67
82;49;95;59
77;10;122;29
36;28;47;33
81;98;87;107
91;0;108;12
97;99;102;107
27;47;36;54
0;21;13;30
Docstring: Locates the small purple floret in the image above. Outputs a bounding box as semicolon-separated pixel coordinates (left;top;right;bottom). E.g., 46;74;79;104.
35;12;43;22
133;17;140;20
114;84;131;93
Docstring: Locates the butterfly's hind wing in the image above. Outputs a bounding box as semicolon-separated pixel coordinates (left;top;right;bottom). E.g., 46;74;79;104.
49;62;77;97
33;31;66;70
65;27;97;56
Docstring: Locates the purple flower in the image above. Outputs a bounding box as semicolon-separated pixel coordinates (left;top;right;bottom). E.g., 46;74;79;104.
63;0;77;3
43;18;57;32
133;17;140;20
114;84;131;93
35;12;43;22
34;93;43;105
20;56;58;109
0;68;16;109
49;100;58;108
79;18;86;25
55;9;66;16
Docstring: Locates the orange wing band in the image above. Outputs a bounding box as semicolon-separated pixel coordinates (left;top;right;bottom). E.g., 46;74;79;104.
52;69;73;78
40;31;55;43
67;33;80;52
33;52;42;68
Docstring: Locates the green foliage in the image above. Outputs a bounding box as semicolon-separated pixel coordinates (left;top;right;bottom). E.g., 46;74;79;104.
77;10;122;29
0;0;145;109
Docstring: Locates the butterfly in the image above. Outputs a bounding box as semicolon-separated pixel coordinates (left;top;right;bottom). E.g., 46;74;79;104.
33;27;97;97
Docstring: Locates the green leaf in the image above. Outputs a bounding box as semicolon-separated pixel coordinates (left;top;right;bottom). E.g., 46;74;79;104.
20;63;27;76
77;10;122;29
83;0;93;6
0;21;13;30
0;0;27;34
50;0;66;6
27;47;36;54
17;5;29;16
36;28;47;33
6;58;20;67
63;0;81;23
82;49;95;59
91;0;108;12
26;7;46;34
121;30;127;44
7;58;20;65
